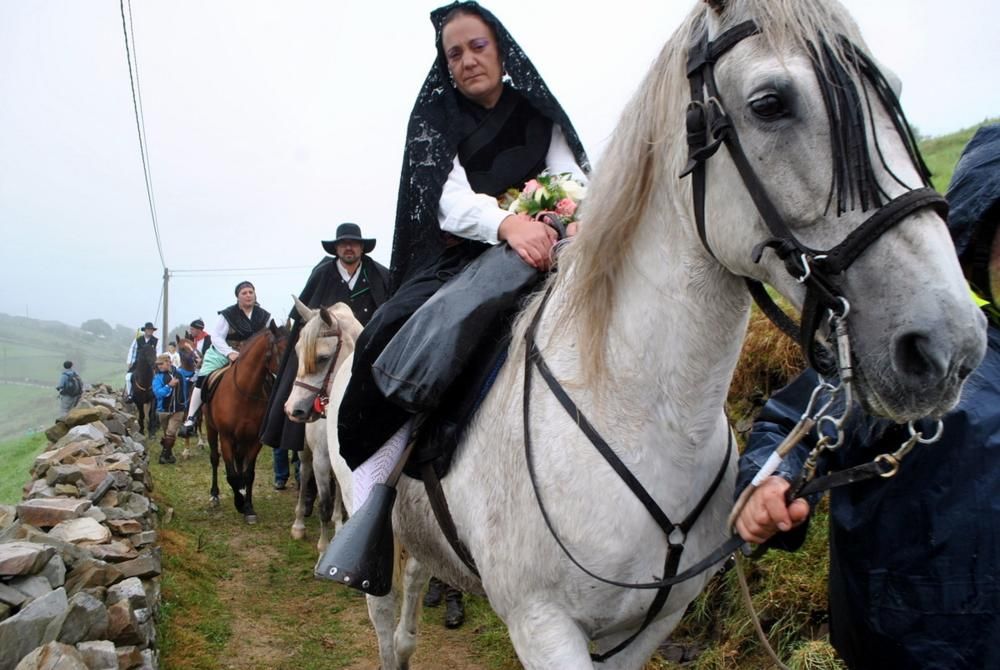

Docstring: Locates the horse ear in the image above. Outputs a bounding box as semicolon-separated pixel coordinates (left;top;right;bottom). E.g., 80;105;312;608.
269;320;278;335
293;295;316;322
320;306;335;328
704;0;726;14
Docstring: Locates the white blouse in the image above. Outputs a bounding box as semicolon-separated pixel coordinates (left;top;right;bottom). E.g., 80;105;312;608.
437;124;588;244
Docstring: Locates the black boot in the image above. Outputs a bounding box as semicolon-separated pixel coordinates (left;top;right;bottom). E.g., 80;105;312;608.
423;576;445;608
159;436;177;464
444;586;465;629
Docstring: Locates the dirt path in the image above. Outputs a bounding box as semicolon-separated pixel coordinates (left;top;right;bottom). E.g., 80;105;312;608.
151;442;518;670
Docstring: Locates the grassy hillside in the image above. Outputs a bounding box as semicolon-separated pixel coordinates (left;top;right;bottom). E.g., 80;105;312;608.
0;313;128;439
921;118;999;192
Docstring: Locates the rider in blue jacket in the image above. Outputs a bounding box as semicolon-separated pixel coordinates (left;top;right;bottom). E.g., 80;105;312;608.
736;124;1000;669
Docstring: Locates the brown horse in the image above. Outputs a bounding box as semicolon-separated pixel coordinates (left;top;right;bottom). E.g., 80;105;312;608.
205;323;288;523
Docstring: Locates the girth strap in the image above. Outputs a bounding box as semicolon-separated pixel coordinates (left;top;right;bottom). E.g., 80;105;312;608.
421;462;480;577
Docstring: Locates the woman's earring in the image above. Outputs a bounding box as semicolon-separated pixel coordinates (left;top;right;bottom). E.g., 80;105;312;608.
502;68;512;84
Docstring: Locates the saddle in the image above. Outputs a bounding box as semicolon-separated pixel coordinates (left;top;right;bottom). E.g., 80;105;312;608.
371;244;543;480
201;363;232;404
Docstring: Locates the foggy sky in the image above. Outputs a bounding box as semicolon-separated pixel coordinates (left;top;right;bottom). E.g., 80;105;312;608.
1;0;997;339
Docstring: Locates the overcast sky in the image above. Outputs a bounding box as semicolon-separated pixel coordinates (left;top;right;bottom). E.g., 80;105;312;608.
1;0;997;341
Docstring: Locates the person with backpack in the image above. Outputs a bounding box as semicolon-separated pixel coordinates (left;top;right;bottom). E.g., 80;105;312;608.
56;360;83;414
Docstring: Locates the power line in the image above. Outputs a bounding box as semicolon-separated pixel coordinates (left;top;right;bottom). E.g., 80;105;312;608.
170;265;315;275
119;0;166;269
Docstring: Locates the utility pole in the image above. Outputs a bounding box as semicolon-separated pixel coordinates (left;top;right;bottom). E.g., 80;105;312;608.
162;267;169;353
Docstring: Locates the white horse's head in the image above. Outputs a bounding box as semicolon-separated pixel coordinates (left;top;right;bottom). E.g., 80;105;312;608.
563;0;986;421
285;299;361;423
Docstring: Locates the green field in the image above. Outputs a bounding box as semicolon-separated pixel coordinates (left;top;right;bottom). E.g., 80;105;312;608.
0;313;128;440
922;118;999;192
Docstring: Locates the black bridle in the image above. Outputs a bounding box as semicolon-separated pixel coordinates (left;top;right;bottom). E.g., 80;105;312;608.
292;335;343;419
682;20;948;375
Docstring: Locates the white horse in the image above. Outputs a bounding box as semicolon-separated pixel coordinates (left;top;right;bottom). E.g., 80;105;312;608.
295;0;988;667
285;302;420;667
288;417;345;553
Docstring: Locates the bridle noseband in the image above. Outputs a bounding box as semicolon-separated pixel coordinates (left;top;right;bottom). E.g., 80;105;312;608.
682;20;948;375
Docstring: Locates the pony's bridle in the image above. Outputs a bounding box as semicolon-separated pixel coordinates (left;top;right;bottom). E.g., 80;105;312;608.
682;20;948;377
292;328;343;419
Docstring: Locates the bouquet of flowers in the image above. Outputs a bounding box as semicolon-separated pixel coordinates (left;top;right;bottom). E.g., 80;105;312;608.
497;171;587;226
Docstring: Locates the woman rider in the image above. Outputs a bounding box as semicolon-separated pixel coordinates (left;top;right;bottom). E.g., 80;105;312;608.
338;1;590;510
180;281;275;435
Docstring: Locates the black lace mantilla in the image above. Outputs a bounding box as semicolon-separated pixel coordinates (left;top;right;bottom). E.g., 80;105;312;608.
389;0;590;287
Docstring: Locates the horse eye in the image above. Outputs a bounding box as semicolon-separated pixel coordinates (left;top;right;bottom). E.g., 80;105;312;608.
749;93;786;120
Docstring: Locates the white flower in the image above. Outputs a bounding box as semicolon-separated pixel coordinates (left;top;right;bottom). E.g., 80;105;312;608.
561;179;587;201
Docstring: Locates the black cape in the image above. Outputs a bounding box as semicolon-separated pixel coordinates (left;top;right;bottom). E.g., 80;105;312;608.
337;1;590;470
260;255;390;451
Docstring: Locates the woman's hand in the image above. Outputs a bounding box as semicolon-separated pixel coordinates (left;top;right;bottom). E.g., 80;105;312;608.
566;220;581;237
227;352;239;362
499;213;558;270
734;476;810;545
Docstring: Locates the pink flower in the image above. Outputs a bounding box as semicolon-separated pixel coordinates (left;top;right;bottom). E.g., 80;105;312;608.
523;179;540;195
556;198;577;217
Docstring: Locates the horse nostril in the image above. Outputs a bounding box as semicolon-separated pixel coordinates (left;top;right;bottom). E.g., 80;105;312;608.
291;408;305;419
892;330;947;384
957;364;974;381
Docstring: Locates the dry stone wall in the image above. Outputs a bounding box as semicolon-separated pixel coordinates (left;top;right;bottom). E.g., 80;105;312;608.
0;386;162;670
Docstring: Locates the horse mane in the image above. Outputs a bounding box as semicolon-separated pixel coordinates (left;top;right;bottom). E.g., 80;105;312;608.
510;0;872;383
235;324;286;364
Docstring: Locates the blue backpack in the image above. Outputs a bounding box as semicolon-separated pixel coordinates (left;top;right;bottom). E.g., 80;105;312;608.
62;371;82;397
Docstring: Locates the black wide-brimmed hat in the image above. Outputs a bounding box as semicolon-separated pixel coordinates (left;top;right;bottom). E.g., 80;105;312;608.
322;223;376;256
142;322;157;331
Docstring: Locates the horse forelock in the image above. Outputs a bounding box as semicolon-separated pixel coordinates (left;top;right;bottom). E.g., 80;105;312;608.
721;2;932;212
297;316;321;375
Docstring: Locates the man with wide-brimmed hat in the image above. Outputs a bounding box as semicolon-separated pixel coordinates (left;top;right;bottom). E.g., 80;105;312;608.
261;223;391;489
125;321;159;401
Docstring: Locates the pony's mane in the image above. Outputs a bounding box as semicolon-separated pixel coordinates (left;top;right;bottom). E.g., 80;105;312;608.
237;324;285;360
511;0;872;383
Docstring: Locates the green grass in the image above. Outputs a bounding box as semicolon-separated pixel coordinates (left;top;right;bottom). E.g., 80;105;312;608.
0;432;47;504
920;118;999;192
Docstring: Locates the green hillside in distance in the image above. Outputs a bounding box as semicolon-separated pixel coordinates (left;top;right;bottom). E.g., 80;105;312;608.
0;313;131;439
921;117;999;192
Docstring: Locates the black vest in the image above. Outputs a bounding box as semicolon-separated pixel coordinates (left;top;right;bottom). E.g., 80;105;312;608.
219;305;271;348
330;264;380;327
135;335;158;352
457;87;552;197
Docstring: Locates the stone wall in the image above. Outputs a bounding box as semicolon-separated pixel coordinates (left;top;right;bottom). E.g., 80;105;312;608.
0;386;162;670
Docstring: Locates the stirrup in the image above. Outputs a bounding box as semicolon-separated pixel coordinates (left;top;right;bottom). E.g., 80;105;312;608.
315;483;397;596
